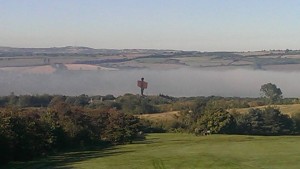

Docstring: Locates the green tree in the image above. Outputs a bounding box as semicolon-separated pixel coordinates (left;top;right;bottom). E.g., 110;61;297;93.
236;107;295;135
195;108;236;134
117;94;158;114
102;109;141;144
292;113;300;134
262;107;294;135
260;83;283;104
245;108;265;135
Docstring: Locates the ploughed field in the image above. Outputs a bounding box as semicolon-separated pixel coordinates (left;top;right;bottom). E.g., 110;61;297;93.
6;133;300;169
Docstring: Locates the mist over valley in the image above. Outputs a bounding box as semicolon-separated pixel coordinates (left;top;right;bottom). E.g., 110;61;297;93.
0;68;299;98
1;47;300;97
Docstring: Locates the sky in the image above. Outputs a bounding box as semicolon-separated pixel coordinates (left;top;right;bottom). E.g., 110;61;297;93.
1;0;300;51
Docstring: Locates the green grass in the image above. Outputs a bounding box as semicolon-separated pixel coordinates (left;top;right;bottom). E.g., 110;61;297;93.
5;133;300;169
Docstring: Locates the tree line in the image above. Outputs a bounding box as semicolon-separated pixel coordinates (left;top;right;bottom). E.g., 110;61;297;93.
172;97;299;136
0;97;142;165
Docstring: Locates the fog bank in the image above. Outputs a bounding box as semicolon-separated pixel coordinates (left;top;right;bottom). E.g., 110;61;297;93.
0;68;299;97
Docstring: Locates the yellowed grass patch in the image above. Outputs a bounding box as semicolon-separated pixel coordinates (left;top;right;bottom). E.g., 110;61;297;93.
0;65;56;74
230;104;300;116
138;111;180;122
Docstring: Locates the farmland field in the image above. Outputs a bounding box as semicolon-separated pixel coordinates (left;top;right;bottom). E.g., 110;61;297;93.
138;111;180;122
230;104;300;116
5;133;300;169
139;104;300;123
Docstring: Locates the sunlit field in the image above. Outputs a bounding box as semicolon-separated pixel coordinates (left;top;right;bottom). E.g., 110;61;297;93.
231;104;300;116
6;133;300;169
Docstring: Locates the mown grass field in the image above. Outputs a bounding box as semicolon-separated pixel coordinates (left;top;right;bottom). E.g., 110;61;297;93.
5;133;300;169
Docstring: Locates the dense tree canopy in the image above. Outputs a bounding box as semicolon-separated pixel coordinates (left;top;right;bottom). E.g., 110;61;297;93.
176;98;296;136
260;83;283;104
0;101;142;164
235;107;295;135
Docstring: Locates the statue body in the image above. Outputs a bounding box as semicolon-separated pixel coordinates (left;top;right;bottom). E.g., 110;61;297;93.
137;78;148;96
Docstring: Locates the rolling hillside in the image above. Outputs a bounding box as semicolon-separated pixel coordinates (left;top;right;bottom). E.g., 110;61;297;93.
230;104;300;116
139;104;300;123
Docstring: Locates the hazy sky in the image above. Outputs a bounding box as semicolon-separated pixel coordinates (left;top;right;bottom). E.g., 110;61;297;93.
1;0;300;51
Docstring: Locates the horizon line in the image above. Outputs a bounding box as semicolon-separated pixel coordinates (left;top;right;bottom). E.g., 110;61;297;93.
1;45;299;53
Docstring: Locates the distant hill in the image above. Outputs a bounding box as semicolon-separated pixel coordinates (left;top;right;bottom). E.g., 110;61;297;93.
1;46;300;71
0;46;181;57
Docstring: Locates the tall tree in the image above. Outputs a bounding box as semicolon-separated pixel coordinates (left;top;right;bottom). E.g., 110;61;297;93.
260;83;283;104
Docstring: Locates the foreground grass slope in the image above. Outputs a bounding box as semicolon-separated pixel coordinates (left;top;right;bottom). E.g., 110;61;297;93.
6;133;300;169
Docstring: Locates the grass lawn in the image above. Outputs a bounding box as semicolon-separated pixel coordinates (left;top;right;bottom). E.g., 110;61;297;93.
4;133;300;169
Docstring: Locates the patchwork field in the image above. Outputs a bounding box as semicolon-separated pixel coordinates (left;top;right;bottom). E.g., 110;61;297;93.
2;47;300;73
5;133;300;169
